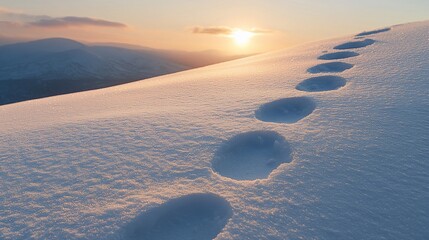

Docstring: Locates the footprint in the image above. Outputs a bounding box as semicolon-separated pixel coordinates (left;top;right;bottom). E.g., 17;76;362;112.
307;62;353;74
296;76;347;92
124;193;232;240
356;27;391;37
334;39;376;50
318;51;359;60
212;131;292;181
255;97;316;123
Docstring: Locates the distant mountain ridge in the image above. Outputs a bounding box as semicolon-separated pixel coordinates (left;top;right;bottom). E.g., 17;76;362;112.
0;38;188;82
0;38;191;105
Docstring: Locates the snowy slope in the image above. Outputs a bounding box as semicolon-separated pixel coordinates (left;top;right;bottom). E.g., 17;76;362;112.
0;21;428;240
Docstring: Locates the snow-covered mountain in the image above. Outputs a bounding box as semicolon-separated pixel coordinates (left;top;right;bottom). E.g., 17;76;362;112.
0;21;428;239
0;38;188;105
91;42;254;68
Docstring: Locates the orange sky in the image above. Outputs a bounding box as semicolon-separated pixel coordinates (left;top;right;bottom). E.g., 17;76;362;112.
1;1;429;54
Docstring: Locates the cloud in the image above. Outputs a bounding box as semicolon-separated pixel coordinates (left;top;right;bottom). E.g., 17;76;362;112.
249;28;274;34
29;16;127;28
191;26;274;35
0;7;17;14
0;7;49;22
0;7;127;29
192;26;234;35
0;20;21;27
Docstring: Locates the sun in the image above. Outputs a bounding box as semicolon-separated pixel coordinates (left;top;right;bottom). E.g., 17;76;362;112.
231;29;253;46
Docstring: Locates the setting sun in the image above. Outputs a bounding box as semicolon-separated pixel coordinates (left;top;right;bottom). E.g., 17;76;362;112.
231;29;253;46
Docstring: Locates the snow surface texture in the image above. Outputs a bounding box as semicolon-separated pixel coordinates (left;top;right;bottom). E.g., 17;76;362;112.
0;22;428;239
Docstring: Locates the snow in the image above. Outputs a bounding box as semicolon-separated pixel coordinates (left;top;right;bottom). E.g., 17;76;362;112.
307;62;354;74
333;39;376;50
212;130;292;181
317;51;359;60
356;28;392;37
255;97;316;124
124;193;232;240
296;76;347;92
0;21;428;239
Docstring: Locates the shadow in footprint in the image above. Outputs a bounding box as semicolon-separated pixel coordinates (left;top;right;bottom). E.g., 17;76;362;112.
318;51;359;60
307;62;353;74
255;97;315;124
123;193;232;240
356;28;391;37
296;76;347;92
212;131;291;181
334;39;376;50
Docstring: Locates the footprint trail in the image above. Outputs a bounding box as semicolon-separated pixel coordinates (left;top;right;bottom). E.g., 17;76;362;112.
212;131;292;181
318;51;359;60
356;28;391;37
296;76;347;92
124;193;232;240
307;62;353;74
255;97;315;123
334;39;376;50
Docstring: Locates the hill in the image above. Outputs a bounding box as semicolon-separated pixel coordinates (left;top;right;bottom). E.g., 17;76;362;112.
0;38;188;105
0;21;428;239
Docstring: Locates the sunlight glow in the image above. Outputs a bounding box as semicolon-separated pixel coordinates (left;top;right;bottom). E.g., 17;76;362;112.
231;29;253;46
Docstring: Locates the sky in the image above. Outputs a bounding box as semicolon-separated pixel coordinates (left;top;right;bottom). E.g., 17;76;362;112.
1;0;428;54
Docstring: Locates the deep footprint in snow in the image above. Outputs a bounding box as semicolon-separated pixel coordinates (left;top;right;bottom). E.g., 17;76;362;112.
334;39;376;50
307;62;353;74
356;27;391;37
318;51;359;60
124;193;232;240
296;76;347;92
212;131;292;180
255;97;316;123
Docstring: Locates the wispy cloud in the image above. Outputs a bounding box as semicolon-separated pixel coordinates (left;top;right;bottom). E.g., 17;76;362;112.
29;17;126;28
192;26;234;35
0;20;21;27
0;7;127;29
191;26;274;35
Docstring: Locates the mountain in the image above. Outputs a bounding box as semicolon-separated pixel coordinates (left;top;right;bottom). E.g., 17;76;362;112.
91;42;254;68
0;38;188;105
151;49;253;68
0;21;428;240
0;35;28;46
